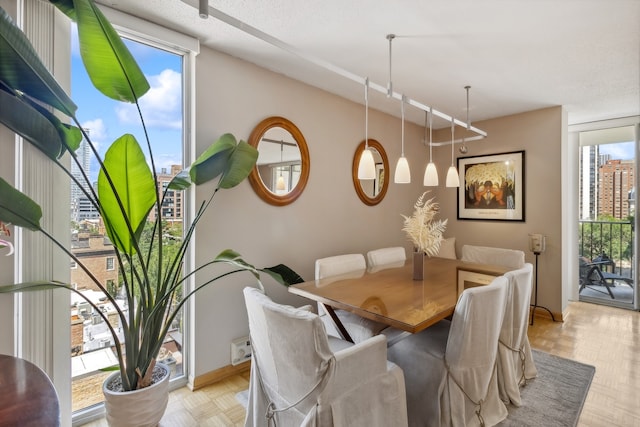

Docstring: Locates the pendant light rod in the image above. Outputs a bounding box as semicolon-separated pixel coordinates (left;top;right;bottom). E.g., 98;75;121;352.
188;0;487;139
365;77;369;147
387;34;395;97
465;85;471;129
401;95;405;155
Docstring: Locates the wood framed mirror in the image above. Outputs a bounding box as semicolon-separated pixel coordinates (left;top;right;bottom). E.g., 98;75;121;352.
248;116;310;206
352;139;389;206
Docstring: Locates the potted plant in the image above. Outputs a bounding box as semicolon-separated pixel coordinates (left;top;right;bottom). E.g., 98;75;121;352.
401;191;448;280
0;1;283;425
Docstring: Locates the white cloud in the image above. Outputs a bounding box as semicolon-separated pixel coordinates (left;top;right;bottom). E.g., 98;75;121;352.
81;119;107;146
115;69;182;129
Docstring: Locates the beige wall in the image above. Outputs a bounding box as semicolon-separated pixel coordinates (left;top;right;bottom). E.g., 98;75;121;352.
191;44;565;377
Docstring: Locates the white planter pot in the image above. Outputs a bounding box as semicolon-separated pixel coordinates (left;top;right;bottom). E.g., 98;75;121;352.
102;363;170;427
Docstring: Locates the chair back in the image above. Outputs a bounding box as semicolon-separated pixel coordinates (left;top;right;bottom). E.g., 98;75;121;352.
243;287;335;424
366;247;406;267
500;264;533;349
497;264;536;405
446;276;508;405
315;253;366;280
461;244;525;269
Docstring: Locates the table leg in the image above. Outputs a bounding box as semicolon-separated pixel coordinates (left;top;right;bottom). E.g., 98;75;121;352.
322;303;354;343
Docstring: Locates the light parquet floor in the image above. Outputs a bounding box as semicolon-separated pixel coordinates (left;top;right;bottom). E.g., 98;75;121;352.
84;301;640;426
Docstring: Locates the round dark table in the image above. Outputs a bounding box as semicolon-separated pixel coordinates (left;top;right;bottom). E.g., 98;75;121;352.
0;354;60;426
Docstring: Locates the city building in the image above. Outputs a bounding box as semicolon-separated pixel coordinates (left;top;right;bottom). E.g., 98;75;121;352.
598;159;635;219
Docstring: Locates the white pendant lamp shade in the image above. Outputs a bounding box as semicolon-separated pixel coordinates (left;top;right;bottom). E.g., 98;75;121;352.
358;148;376;179
446;165;460;187
445;118;460;188
424;162;439;186
394;95;411;183
395;156;411;183
358;78;376;180
423;110;438;186
276;174;285;191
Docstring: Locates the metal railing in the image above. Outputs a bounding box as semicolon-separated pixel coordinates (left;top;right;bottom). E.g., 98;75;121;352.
579;220;634;278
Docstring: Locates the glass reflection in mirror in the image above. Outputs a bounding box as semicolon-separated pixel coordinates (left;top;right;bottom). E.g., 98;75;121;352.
352;139;389;206
256;127;301;194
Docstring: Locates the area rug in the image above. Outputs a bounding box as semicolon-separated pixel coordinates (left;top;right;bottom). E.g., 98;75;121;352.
235;350;595;427
498;349;595;426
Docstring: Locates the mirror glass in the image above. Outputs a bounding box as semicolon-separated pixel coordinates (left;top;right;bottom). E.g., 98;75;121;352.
352;139;389;206
248;117;310;206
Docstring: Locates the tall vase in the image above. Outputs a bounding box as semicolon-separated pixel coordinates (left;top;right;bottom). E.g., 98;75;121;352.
413;250;424;280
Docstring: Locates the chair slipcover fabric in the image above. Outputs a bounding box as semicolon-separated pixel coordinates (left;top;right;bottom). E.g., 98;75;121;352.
387;277;509;427
315;254;388;343
243;287;408;427
496;264;538;406
461;245;525;269
366;247;407;267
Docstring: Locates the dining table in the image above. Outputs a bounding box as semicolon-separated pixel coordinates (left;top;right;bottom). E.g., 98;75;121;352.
289;257;511;342
0;354;60;426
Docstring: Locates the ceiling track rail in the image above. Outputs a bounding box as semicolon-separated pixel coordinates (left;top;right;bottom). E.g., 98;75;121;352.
188;0;487;143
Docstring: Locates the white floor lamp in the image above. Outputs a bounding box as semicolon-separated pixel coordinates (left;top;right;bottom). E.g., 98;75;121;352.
529;234;556;325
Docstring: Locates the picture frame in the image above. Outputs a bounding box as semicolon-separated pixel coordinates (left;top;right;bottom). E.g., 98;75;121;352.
374;163;385;196
457;150;525;221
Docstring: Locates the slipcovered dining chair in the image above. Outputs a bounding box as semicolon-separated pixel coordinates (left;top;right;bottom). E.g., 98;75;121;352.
315;254;389;343
461;244;525;269
386;276;509;427
243;287;408;427
496;263;538;406
366;246;406;268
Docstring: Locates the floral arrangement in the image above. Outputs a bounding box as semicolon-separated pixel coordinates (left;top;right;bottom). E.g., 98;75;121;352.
401;192;448;256
0;221;12;256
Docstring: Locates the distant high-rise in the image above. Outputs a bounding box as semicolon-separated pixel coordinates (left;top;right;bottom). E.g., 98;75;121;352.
599;159;635;219
70;131;93;222
579;145;599;220
148;165;184;224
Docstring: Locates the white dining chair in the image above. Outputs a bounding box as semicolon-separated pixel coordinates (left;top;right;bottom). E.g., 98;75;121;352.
497;263;538;406
243;287;408;427
366;246;406;267
315;254;389;343
387;276;509;427
461;244;525;269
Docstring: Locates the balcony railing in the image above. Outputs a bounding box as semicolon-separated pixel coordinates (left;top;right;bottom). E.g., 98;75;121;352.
579;219;634;278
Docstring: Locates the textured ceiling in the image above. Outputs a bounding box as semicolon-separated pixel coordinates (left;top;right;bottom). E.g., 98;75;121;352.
98;0;640;128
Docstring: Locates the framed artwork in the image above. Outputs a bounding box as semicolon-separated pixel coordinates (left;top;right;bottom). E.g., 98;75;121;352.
374;163;385;196
457;150;525;221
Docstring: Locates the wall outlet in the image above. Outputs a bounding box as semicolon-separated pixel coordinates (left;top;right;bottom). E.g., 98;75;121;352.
231;335;252;366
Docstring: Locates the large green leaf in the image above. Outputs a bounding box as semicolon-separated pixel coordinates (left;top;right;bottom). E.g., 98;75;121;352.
73;0;149;102
0;7;76;116
0;280;70;293
98;134;156;255
0;87;65;159
189;134;236;185
219;140;258;189
50;0;77;20
0;177;42;231
167;170;192;191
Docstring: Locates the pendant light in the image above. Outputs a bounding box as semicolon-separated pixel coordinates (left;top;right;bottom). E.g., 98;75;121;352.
276;142;286;191
394;95;411;183
423;109;439;186
357;78;376;180
445;118;460;187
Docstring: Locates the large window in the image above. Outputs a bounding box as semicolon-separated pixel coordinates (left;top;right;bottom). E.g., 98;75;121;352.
69;20;194;420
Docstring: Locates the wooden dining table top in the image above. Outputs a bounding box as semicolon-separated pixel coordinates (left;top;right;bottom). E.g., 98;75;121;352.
0;354;60;427
289;257;511;334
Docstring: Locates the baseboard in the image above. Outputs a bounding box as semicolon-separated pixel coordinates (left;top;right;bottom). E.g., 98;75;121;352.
190;360;251;391
531;306;565;322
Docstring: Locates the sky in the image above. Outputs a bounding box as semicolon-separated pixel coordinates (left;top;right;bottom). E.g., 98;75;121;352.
599;141;634;161
70;25;183;184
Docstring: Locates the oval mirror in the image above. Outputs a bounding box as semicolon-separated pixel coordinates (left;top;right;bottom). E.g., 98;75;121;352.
352;139;389;206
248;116;310;206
